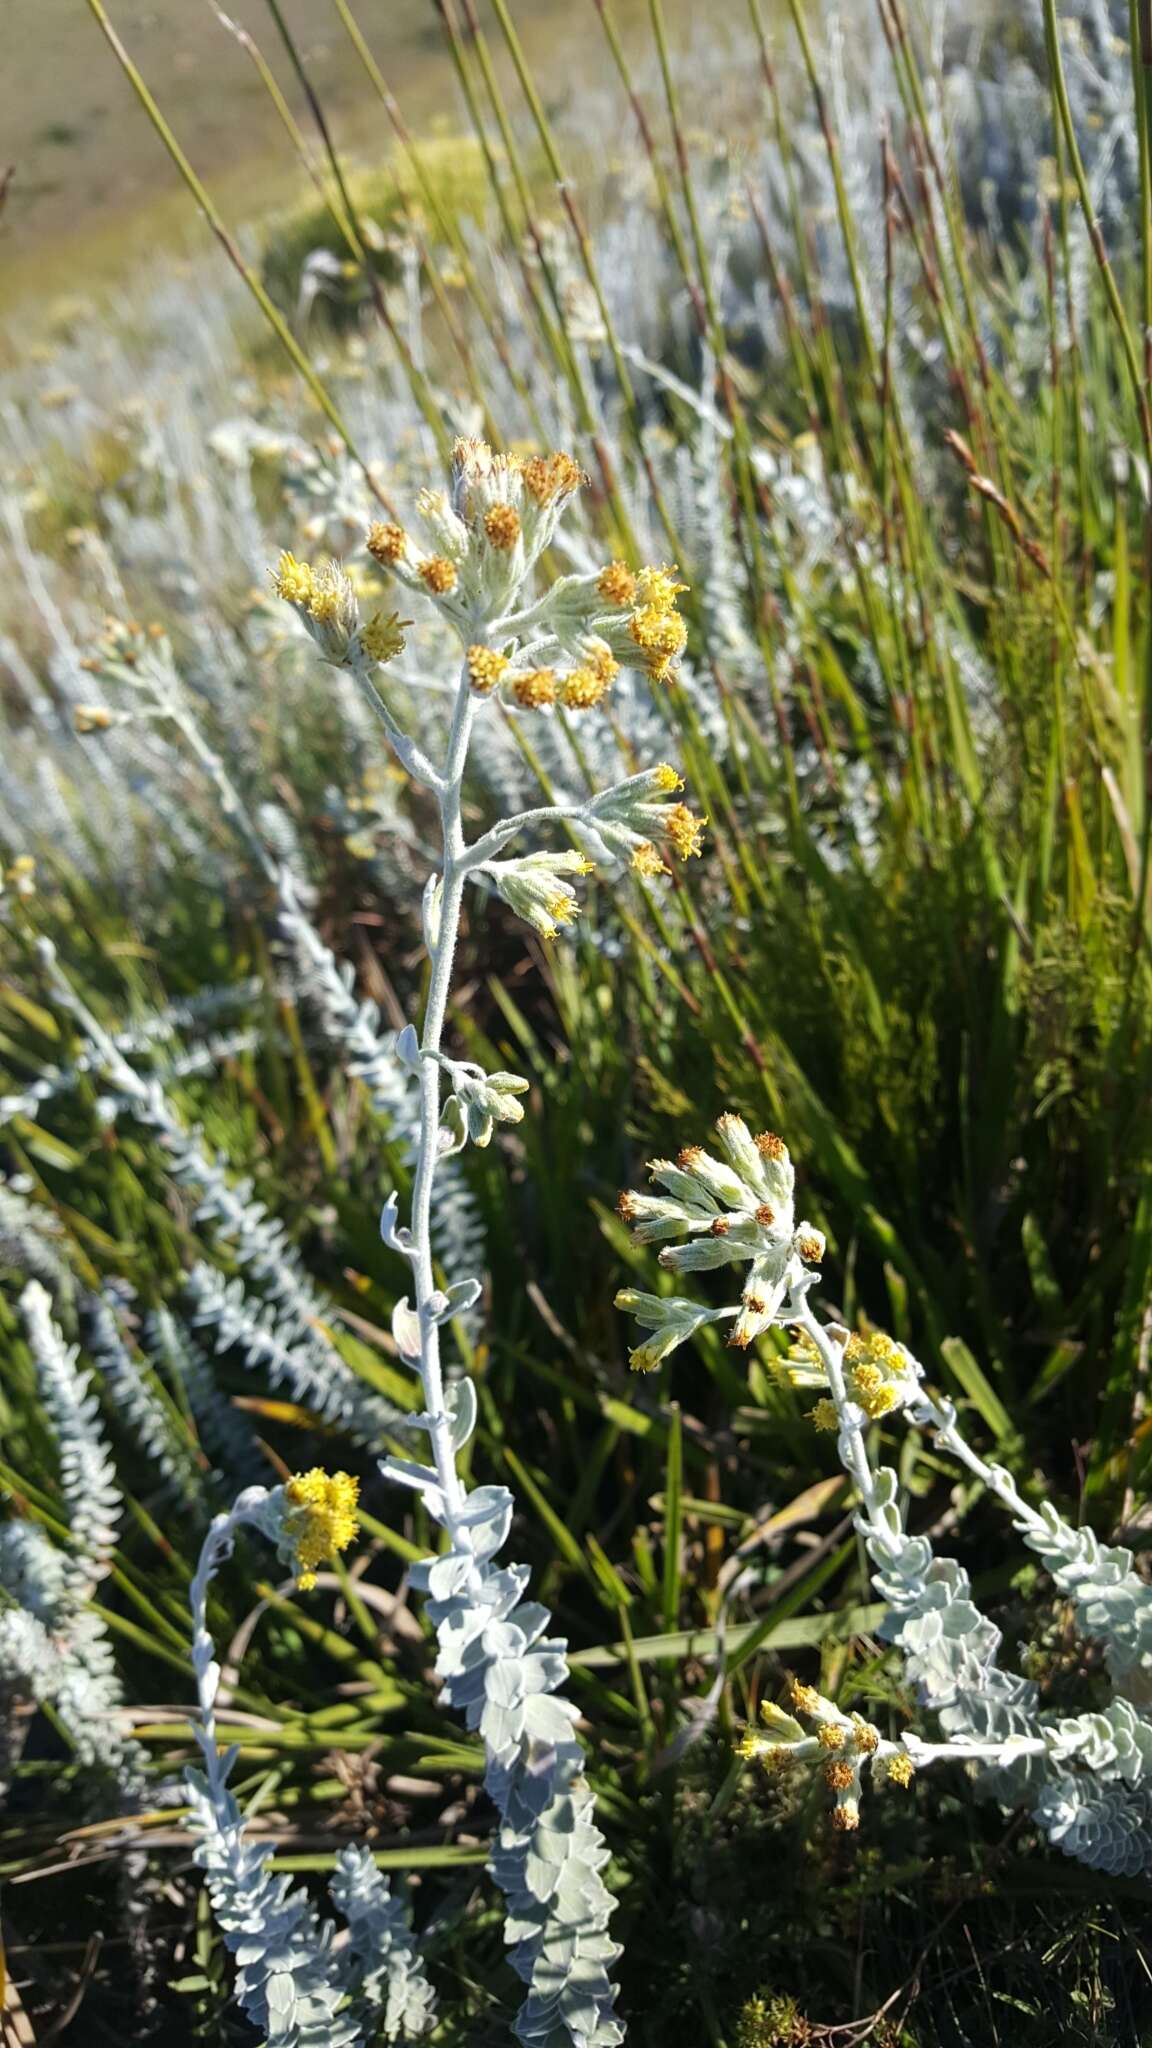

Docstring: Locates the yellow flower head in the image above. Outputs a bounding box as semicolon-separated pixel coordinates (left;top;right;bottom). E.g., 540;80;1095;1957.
419;554;458;595
631;841;668;879
522;450;585;504
817;1722;846;1750
810;1397;839;1434
467;644;511;695
542;888;581;931
483;502;522;550
628;602;688;682
273;551;315;607
788;1679;821;1718
597;560;637;606
308;583;342;625
847;1359;899;1420
511;668;557;709
850;1712;880;1755
366;521;408;566
759;1744;796;1776
881;1750;915;1789
652;762;685;793
664;803;706;860
560;665;613;711
360;611;409;664
453;434;497;479
824;1758;855;1792
634;563;688;613
283;1469;360;1590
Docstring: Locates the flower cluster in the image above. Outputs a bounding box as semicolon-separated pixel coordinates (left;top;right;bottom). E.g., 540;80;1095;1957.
437;1056;530;1148
366;439;585;632
364;436;689;716
616;1119;823;1358
274;1467;361;1590
481;849;596;941
737;1679;913;1832
273;552;408;670
618;1127;1152;1881
582;764;706;876
783;1324;924;1431
593;559;689;683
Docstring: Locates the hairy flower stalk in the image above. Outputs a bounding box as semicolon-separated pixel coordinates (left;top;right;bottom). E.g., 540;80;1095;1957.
356;437;693;2046
617;1121;1152;1877
272;435;701;2045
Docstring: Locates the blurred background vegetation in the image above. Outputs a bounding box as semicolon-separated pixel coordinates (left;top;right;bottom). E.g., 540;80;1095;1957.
1;0;1151;2042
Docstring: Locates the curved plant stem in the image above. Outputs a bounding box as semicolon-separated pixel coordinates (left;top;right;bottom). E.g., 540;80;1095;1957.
407;656;479;1529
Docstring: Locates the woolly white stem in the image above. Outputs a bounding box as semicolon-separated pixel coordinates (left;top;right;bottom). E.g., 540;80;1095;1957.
408;652;479;1534
790;1294;903;1562
902;1735;1046;1767
188;1491;271;1791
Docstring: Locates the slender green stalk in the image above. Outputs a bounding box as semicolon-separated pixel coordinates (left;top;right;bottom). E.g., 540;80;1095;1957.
328;0;546;435
260;0;452;458
1041;0;1152;457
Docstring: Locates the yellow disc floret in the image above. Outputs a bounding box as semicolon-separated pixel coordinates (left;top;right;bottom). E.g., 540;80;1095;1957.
597;560;637;606
467;645;511;695
273;551;315;606
419;555;458;595
366;522;408;566
511;668;557;709
483;502;522;550
283;1469;361;1591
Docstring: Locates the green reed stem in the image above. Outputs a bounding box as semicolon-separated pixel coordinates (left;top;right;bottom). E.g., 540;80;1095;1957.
1042;0;1152;458
328;0;545;436
83;0;390;505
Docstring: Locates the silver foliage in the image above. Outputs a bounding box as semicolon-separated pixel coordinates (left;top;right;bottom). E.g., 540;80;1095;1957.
329;1843;437;2041
396;1474;623;2047
21;1278;121;1585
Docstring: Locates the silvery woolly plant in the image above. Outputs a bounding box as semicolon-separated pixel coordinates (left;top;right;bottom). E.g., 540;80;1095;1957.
184;1470;436;2046
0;1281;145;1799
186;435;703;2046
616;1119;1152;1875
